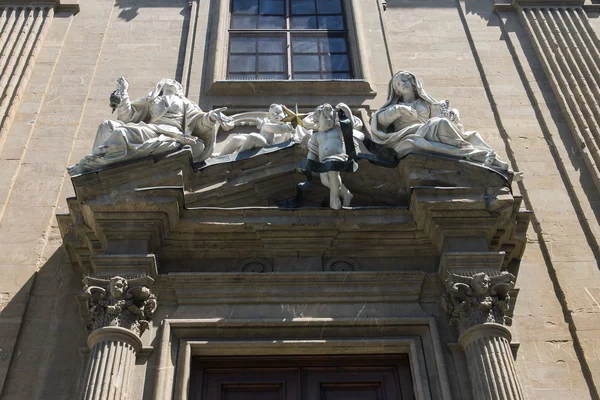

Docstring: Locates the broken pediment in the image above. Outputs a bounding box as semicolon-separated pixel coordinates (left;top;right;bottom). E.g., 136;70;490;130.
58;146;528;277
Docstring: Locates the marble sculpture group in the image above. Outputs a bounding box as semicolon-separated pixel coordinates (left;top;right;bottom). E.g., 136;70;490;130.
68;72;517;209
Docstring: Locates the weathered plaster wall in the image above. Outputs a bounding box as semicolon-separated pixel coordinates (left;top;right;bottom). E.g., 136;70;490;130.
1;0;600;399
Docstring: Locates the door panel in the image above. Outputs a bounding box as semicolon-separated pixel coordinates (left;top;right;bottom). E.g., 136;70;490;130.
191;355;414;400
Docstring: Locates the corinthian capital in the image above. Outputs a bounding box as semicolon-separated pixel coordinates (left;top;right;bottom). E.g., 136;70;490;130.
441;271;514;335
80;275;157;336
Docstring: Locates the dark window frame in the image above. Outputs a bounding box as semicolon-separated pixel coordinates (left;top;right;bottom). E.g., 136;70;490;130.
227;0;353;80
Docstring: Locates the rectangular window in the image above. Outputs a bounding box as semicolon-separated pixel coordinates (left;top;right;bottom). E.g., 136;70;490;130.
227;0;352;80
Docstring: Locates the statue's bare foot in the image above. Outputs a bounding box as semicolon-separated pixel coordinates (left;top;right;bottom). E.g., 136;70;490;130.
342;191;353;207
330;195;341;210
178;135;197;146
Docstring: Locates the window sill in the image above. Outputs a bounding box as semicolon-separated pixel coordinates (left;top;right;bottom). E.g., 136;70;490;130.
207;79;376;96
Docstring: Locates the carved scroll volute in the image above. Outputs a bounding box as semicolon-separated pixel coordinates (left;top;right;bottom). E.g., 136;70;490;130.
81;275;157;337
441;271;514;335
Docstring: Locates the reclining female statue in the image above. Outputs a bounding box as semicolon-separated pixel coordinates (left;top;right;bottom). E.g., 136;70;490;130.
370;71;512;171
68;78;232;175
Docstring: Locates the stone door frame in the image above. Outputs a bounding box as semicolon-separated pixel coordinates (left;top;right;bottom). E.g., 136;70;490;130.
152;317;453;400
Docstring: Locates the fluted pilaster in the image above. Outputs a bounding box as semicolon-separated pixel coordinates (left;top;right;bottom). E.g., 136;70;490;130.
81;327;141;400
520;5;600;190
459;324;524;400
0;6;53;140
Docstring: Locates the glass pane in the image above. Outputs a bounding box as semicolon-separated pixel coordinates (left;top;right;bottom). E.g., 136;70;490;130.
258;36;286;53
320;37;346;53
259;0;284;14
259;55;285;72
231;15;258;28
232;0;259;13
291;0;316;14
292;37;318;53
294;72;322;79
258;73;287;80
258;15;285;28
332;72;352;79
321;53;349;71
292;16;317;29
316;0;342;14
230;36;257;53
229;55;256;72
293;54;320;72
229;73;257;80
318;15;344;29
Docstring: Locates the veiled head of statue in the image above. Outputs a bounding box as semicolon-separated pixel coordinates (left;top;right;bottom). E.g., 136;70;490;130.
161;79;184;96
268;104;285;123
313;103;336;132
392;72;417;100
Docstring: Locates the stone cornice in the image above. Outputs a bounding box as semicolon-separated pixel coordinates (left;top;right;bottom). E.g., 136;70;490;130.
0;0;79;13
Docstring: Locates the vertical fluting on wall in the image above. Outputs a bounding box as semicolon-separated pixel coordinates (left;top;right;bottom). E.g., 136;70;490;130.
520;6;600;191
0;6;52;141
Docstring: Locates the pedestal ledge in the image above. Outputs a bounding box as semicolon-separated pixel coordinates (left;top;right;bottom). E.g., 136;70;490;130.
87;326;143;353
458;322;511;349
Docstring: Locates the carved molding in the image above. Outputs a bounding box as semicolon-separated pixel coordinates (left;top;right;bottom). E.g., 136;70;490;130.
80;275;157;337
441;271;515;335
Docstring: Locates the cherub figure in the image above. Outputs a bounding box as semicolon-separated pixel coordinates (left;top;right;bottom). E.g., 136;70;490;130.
215;104;297;156
306;103;357;210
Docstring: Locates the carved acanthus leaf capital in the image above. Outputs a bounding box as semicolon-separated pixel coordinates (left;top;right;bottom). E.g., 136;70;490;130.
81;275;157;336
441;271;514;335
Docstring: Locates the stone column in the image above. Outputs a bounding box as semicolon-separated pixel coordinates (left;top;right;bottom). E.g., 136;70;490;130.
442;271;524;400
78;275;157;399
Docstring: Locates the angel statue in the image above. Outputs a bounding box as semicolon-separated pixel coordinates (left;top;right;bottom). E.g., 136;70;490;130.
83;276;157;336
305;103;363;210
215;104;302;156
370;71;516;174
67;78;233;176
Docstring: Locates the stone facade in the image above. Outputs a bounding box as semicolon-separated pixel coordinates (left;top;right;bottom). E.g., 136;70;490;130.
0;0;599;399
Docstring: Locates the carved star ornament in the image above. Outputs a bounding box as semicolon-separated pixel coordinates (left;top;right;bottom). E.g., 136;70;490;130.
282;105;308;128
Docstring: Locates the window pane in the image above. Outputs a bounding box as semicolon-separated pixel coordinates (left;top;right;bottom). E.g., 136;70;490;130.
232;0;259;13
230;36;257;53
321;54;349;71
293;54;320;72
320;37;346;53
292;16;317;29
231;15;258;28
294;73;322;79
332;72;352;79
318;15;344;29
291;0;316;14
258;73;287;80
229;73;257;80
258;36;286;53
292;37;318;53
316;0;342;14
259;55;285;72
258;15;285;28
259;0;284;14
229;55;256;72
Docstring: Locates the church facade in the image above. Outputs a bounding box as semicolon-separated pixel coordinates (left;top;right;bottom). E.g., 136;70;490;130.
0;0;599;399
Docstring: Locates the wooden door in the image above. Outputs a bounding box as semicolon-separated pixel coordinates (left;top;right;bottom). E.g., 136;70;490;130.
190;355;414;400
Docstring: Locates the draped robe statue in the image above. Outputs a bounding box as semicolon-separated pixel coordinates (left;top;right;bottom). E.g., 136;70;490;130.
68;78;232;176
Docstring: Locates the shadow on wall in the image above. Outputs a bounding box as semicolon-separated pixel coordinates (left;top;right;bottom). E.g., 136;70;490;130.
115;0;189;21
384;0;495;22
113;0;191;85
0;248;87;398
